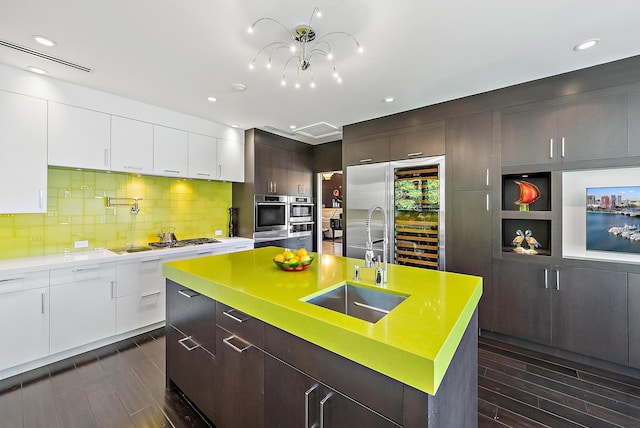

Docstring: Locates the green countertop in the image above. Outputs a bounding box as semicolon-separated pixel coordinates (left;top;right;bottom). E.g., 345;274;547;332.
163;247;482;395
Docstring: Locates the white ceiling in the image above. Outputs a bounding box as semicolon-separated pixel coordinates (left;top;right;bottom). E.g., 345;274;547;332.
1;1;640;144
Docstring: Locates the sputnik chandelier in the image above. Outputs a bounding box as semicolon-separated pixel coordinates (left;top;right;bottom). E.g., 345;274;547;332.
247;6;363;88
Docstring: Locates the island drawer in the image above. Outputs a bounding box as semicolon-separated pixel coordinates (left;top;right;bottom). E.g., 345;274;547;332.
216;302;264;349
166;280;216;354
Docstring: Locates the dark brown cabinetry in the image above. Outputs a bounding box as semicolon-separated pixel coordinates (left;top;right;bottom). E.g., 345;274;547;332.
629;273;640;368
345;137;389;166
628;90;640;157
264;355;399;428
254;142;289;194
501;93;627;167
493;260;628;364
448;111;494;330
288;150;313;196
389;122;445;161
450;112;493;191
166;280;216;422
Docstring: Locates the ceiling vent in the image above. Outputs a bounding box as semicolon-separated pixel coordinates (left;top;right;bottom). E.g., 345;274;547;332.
0;39;92;73
292;122;341;139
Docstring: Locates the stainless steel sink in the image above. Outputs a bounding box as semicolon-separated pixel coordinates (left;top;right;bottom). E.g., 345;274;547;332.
304;282;409;323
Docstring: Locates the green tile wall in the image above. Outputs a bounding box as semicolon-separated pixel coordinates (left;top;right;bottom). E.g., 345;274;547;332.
0;167;232;259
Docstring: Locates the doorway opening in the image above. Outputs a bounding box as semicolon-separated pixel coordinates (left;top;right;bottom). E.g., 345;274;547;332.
316;171;343;256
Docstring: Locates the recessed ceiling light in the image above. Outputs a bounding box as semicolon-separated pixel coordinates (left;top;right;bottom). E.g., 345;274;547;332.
574;38;599;51
33;35;56;47
383;96;395;103
207;96;217;102
26;66;48;75
231;124;240;128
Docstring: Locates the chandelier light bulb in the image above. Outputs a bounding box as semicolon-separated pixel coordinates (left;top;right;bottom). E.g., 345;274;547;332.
281;78;287;86
290;45;296;53
337;77;343;84
316;9;322;17
266;62;272;69
310;80;316;88
333;71;339;79
358;46;364;53
247;26;254;34
249;62;255;70
295;80;300;89
327;52;333;60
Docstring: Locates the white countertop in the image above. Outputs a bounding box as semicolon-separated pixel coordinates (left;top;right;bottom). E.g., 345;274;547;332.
0;237;254;276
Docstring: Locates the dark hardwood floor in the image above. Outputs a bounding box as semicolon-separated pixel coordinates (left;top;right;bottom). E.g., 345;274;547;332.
479;336;640;428
2;329;640;427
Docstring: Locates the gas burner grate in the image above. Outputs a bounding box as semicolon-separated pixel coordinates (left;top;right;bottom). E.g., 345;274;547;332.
148;238;221;249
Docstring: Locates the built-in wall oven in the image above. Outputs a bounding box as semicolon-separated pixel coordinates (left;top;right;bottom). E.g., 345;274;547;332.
254;194;288;247
288;195;314;237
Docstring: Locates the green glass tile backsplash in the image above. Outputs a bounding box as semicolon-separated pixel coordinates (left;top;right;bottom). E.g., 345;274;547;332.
0;167;232;259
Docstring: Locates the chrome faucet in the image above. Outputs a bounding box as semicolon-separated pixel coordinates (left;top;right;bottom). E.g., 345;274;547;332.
364;204;388;284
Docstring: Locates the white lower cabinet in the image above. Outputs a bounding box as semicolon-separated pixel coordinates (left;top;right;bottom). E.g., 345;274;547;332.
0;271;49;370
49;262;117;354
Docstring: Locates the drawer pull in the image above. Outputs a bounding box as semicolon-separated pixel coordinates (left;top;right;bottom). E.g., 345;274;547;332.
72;266;99;272
123;165;143;170
407;151;423;157
359;158;372;163
141;289;161;298
178;289;199;298
223;308;251;323
196;172;211;177
304;384;318;428
319;392;334;428
0;277;23;283
164;169;180;174
178;336;200;351
141;257;161;263
223;335;252;353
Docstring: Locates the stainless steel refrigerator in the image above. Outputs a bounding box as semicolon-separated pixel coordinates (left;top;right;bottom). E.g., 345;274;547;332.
345;156;445;270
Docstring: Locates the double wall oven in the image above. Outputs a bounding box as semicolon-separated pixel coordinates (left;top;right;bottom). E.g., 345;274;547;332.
288;195;314;237
253;194;314;248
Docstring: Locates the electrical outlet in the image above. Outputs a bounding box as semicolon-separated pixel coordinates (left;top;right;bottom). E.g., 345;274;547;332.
215;230;223;236
74;240;89;249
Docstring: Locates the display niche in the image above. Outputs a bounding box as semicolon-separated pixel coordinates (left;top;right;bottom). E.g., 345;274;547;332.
502;172;551;211
502;219;551;256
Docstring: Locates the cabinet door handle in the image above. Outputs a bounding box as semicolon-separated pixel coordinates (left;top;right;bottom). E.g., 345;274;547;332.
141;257;161;263
222;335;251;353
359;158;372;163
561;137;565;158
178;289;199;298
304;384;318;428
486;169;490;187
544;268;549;289
273;181;277;193
556;270;560;290
110;281;115;299
486;193;490;212
41;292;45;314
319;391;334;428
39;189;44;209
223;308;251;323
178;336;200;351
104;149;109;166
218;165;222;177
196;172;210;177
549;138;554;159
407;151;423;157
123;165;143;170
164;169;180;174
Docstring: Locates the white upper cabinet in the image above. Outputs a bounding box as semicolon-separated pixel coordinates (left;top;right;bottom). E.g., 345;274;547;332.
110;116;153;174
0;90;47;213
48;102;111;170
153;125;188;177
188;133;217;179
217;138;245;182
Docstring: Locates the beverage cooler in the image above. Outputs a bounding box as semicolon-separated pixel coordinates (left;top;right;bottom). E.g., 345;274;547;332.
345;156;445;270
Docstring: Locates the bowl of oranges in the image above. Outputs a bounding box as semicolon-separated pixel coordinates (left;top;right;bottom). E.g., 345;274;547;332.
273;248;314;271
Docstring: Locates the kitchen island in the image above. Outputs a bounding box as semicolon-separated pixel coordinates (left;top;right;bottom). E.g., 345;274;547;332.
163;247;482;427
